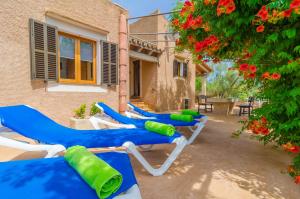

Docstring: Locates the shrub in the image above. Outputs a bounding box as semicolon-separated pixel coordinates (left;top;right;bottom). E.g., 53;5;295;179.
74;104;86;119
171;0;300;183
90;102;101;116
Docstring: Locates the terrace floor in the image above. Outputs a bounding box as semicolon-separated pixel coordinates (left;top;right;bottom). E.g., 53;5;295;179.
0;113;299;198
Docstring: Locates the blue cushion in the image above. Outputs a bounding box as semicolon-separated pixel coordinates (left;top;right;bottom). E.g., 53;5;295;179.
99;102;199;127
0;152;137;199
128;102;205;120
0;105;181;148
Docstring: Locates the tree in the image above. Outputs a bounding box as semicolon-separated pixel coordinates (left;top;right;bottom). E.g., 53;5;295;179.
171;0;300;183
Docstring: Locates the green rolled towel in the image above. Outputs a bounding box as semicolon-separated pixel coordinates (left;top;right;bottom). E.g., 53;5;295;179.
170;114;194;122
181;109;199;116
64;146;123;199
145;121;175;136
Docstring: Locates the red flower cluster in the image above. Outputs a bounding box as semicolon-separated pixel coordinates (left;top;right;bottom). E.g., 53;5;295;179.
295;176;300;184
256;25;265;33
283;143;300;153
204;0;217;5
187;35;196;44
257;6;269;21
180;1;195;16
172;19;180;27
239;63;257;79
217;0;236;16
254;0;300;32
182;14;203;30
194;35;219;53
248;117;270;135
175;39;182;46
261;72;281;80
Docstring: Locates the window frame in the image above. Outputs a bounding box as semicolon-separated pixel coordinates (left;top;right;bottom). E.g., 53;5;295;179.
174;59;188;78
58;32;96;85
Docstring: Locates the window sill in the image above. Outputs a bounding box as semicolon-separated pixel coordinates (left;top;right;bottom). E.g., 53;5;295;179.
47;83;107;93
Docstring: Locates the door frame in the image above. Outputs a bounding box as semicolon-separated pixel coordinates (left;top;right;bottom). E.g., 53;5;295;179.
132;59;142;98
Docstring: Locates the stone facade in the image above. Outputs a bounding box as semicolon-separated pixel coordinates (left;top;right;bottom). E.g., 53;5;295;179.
129;10;197;111
0;0;127;125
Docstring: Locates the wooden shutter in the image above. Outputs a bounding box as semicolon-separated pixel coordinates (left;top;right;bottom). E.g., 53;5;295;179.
30;19;58;81
101;41;119;85
173;60;178;77
183;63;188;78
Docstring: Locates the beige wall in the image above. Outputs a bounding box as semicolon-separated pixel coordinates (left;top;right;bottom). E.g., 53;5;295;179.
0;0;127;125
141;60;157;109
129;11;196;111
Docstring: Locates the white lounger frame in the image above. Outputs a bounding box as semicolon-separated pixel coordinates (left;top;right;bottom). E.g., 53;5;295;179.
124;104;208;145
89;116;188;176
0;133;142;199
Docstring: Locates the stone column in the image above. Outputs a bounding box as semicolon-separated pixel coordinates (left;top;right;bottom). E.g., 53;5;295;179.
119;13;128;113
201;74;207;96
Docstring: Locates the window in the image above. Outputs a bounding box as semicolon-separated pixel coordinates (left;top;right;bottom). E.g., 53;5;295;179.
173;60;188;78
58;33;96;84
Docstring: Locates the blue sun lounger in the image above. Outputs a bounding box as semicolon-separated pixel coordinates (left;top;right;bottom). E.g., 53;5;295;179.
0;105;187;176
95;103;207;145
127;102;206;120
0;151;141;199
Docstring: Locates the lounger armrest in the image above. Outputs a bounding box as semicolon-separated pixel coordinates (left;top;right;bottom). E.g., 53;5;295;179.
113;184;142;199
127;103;134;110
0;136;66;158
90;116;136;129
125;111;156;119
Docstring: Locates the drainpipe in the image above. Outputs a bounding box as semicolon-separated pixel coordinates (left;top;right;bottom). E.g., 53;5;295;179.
119;13;128;113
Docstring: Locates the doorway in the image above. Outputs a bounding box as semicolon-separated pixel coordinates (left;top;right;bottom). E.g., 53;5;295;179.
132;60;141;98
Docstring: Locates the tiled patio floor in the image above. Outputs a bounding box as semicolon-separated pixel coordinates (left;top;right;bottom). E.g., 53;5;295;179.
0;113;299;198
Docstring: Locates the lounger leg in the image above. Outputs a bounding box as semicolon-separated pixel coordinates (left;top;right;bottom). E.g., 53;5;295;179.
113;184;142;199
186;116;208;145
123;136;187;176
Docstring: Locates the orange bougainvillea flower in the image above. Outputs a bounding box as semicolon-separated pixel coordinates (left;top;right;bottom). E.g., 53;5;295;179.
239;63;249;71
284;8;293;17
226;3;236;14
172;19;180;27
204;0;217;5
217;0;236;16
283;143;300;153
249;65;257;73
261;117;267;124
188;35;196;44
256;25;265;32
271;73;281;80
262;72;270;79
175;39;181;46
290;0;300;9
295;176;300;184
248;73;256;79
181;0;195;16
288;165;296;174
257;6;269;21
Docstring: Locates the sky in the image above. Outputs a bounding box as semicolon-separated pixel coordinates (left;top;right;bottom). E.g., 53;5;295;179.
112;0;178;19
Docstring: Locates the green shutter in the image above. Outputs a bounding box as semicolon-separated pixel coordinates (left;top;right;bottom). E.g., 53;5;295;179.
30;19;58;81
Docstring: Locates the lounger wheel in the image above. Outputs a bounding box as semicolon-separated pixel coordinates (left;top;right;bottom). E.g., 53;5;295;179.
138;144;153;151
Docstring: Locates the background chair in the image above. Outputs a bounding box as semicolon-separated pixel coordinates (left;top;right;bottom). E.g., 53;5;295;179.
238;97;255;116
197;95;213;113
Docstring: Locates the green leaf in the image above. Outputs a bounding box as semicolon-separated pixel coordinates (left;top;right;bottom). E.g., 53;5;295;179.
282;28;297;39
294;46;300;54
278;52;293;60
266;33;279;43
